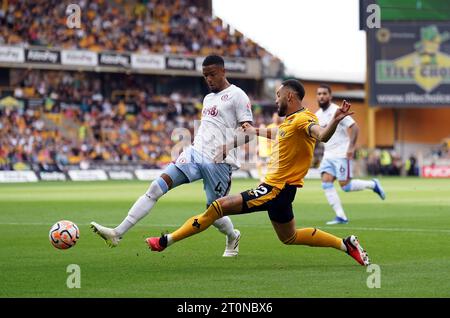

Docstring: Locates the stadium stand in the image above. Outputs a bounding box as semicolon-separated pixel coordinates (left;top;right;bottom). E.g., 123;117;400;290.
0;69;273;172
2;0;443;180
0;0;277;60
0;0;279;176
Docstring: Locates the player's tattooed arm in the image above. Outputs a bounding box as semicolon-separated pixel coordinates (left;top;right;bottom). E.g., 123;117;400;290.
310;100;354;142
241;122;278;140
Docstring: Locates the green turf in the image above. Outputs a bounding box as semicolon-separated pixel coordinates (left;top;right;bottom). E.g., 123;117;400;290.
0;177;449;297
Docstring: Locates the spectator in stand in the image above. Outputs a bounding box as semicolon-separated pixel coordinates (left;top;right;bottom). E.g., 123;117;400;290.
379;149;392;175
405;155;419;177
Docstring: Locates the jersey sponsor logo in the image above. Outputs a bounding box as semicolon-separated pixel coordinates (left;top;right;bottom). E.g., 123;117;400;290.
202;105;218;117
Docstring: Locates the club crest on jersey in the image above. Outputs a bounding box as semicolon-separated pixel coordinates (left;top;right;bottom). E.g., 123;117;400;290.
279;129;286;138
221;94;229;101
202;105;218;117
192;219;201;229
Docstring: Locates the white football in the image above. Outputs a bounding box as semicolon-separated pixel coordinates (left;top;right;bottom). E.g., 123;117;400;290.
49;220;80;249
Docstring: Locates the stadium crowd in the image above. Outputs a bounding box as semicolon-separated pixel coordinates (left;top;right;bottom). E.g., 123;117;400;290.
1;96;421;177
0;0;284;172
0;0;429;176
356;148;419;177
1;68;427;177
10;69;204;112
0;102;273;172
0;102;176;171
0;0;276;61
1;69;273;172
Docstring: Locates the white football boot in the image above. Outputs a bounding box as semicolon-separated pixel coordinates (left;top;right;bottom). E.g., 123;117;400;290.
222;229;240;257
90;222;121;248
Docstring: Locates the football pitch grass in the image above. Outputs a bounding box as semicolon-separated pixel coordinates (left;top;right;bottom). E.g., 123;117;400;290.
1;177;449;298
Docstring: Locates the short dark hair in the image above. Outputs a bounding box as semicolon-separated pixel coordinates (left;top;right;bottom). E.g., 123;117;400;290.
202;55;225;67
318;83;332;94
282;79;305;100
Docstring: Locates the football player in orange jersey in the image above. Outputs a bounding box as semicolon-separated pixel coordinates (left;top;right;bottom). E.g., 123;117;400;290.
146;79;370;266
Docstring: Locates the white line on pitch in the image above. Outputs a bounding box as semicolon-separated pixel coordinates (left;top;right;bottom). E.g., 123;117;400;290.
1;222;450;234
320;226;450;234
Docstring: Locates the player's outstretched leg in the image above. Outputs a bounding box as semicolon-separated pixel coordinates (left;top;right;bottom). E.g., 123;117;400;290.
277;225;370;266
146;200;224;252
91;177;169;247
91;164;190;247
115;177;170;237
341;178;386;200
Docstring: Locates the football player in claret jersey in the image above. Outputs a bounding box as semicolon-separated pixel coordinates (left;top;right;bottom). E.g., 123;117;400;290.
146;79;370;266
91;55;254;257
316;84;386;225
